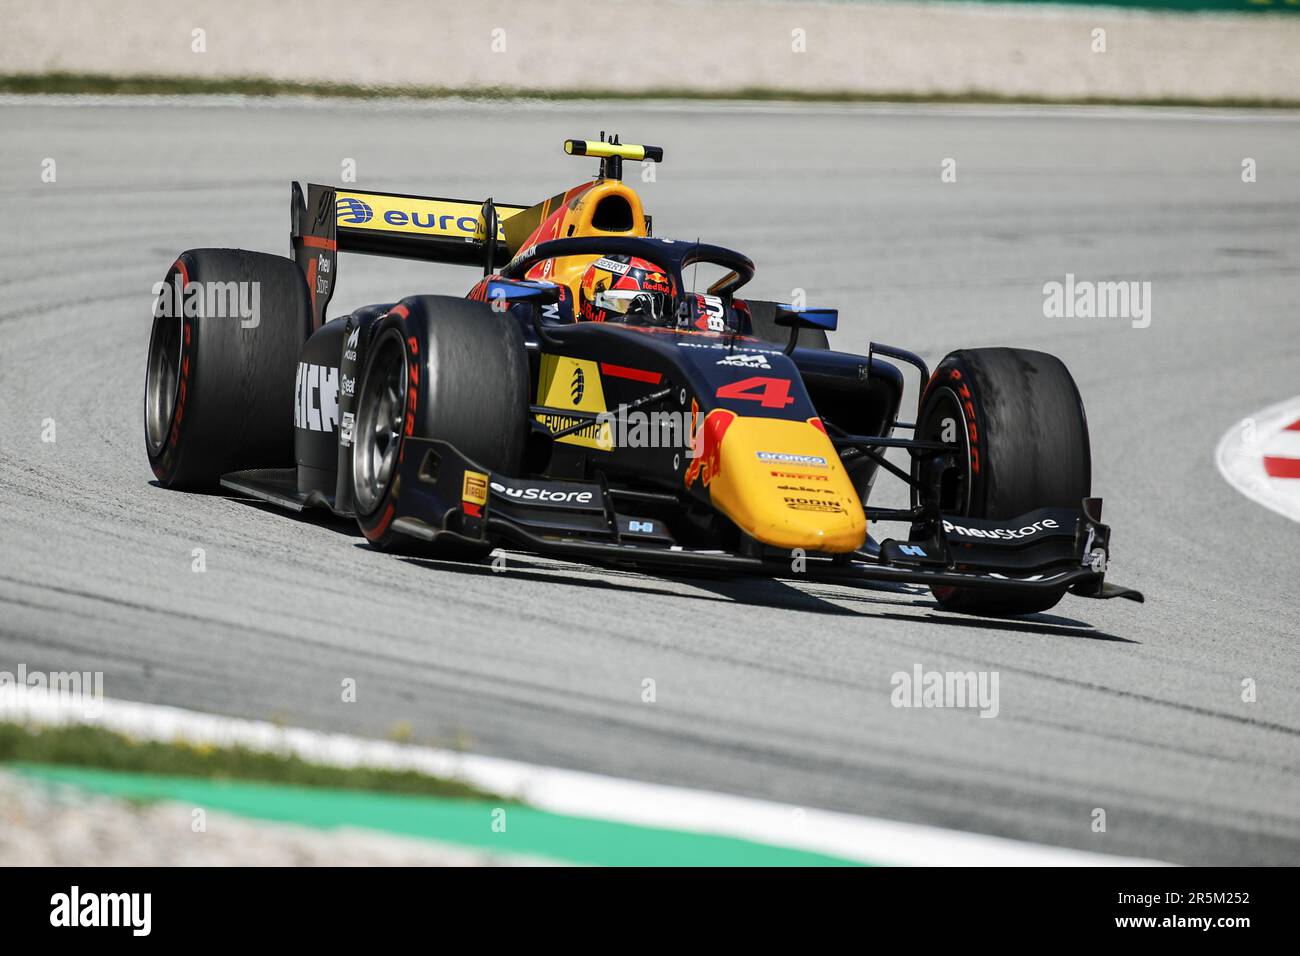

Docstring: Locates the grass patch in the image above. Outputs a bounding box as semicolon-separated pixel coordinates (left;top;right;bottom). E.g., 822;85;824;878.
1;72;1298;109
0;722;510;803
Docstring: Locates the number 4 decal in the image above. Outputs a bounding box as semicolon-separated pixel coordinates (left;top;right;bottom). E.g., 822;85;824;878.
716;376;795;408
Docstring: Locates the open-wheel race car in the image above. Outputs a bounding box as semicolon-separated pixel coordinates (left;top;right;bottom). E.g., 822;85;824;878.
144;135;1143;616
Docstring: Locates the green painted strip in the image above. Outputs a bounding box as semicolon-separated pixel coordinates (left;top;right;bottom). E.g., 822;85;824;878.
13;765;862;867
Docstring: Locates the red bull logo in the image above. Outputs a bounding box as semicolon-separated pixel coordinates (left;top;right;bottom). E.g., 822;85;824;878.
684;406;736;489
642;271;672;294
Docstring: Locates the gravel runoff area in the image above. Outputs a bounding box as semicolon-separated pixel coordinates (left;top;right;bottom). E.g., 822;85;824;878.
1;0;1298;102
0;772;543;866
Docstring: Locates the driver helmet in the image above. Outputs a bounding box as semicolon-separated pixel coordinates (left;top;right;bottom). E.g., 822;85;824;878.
578;255;675;325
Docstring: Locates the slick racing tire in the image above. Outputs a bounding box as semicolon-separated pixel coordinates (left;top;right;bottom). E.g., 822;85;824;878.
744;299;830;350
144;248;309;490
352;296;529;556
916;347;1091;616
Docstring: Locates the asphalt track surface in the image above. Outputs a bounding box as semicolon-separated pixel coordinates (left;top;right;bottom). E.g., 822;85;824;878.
1;98;1298;865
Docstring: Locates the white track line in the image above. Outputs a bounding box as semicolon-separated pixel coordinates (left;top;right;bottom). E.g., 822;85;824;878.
1215;395;1300;524
1;688;1164;866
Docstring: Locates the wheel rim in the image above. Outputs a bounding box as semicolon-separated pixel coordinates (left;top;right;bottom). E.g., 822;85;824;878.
352;332;407;515
919;386;972;515
144;292;183;456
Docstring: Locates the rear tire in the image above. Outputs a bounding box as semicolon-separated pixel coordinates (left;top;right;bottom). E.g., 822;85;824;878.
144;248;309;489
352;296;529;557
916;347;1091;616
743;299;829;350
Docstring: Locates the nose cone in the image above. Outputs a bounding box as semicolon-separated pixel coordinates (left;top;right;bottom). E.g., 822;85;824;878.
688;414;866;553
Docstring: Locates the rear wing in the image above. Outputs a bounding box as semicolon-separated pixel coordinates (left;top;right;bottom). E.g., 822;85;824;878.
291;182;528;329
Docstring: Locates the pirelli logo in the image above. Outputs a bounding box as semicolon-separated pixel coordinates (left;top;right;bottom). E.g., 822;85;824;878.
461;469;489;518
462;471;489;507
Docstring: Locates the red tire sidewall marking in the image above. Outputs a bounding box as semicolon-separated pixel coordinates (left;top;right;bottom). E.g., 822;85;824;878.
925;364;983;602
151;257;194;481
362;305;414;542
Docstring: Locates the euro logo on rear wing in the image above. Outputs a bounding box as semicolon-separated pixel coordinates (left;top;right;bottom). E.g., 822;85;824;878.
333;189;526;247
291;182;528;330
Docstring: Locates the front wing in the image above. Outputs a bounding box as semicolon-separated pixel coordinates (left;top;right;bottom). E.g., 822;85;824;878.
367;439;1144;602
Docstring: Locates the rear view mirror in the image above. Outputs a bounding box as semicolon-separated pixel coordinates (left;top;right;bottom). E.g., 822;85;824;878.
774;305;838;332
774;305;838;353
485;279;560;306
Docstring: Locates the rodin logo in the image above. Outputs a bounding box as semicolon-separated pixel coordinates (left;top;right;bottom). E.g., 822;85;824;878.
942;517;1058;540
50;886;151;936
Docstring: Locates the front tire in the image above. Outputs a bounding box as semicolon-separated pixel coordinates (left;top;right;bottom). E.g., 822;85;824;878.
352;296;529;556
916;347;1091;616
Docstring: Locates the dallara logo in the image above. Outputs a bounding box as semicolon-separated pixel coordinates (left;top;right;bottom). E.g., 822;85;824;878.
337;197;374;225
570;366;585;405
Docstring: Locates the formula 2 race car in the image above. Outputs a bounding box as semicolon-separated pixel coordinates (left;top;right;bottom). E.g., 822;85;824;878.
144;135;1143;616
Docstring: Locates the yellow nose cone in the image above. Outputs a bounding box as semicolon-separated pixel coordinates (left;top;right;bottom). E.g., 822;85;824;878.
687;414;866;553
